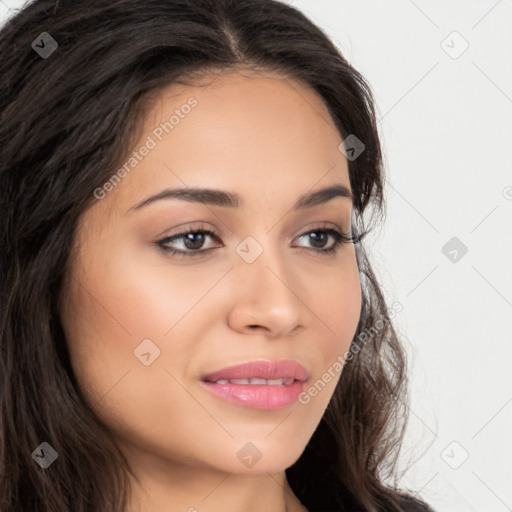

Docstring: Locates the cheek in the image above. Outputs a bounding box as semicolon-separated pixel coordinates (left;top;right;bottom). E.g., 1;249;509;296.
59;246;216;421
307;258;361;392
316;256;362;345
60;283;133;405
61;278;190;444
86;240;221;339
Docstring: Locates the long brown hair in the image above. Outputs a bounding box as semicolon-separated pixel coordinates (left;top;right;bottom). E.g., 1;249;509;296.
0;1;432;510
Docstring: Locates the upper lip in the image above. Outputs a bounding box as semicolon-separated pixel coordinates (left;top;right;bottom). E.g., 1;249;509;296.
201;360;309;383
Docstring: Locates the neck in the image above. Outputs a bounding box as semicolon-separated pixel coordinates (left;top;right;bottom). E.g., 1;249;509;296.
124;453;308;512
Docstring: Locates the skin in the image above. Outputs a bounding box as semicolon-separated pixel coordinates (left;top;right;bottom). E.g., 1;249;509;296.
60;68;362;512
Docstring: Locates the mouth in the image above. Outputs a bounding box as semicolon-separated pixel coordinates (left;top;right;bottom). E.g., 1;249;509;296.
203;377;297;385
200;360;308;410
201;359;309;383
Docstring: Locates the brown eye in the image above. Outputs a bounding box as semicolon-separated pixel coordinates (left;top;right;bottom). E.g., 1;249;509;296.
293;228;353;256
156;228;221;258
155;226;359;259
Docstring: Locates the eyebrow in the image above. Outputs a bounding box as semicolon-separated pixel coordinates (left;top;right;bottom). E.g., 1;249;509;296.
128;183;353;212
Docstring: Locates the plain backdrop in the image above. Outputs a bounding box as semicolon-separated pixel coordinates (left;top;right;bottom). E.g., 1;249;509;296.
1;1;511;511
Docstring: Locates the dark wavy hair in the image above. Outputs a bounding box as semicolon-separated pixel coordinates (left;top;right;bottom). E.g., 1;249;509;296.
0;0;433;511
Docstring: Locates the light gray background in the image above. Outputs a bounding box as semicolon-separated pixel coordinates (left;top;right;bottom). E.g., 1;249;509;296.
2;1;511;510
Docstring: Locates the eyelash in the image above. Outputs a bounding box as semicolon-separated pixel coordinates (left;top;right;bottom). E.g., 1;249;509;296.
155;224;365;259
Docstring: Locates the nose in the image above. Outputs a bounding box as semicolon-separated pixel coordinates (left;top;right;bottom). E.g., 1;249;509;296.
226;244;311;338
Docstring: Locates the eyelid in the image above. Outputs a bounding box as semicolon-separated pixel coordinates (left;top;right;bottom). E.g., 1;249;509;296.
159;220;347;239
154;221;358;257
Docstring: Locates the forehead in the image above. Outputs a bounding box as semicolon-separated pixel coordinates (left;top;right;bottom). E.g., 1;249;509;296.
102;68;350;215
144;67;337;130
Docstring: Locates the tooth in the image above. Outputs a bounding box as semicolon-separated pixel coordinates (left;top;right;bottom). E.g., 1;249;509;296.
213;377;294;385
249;378;267;385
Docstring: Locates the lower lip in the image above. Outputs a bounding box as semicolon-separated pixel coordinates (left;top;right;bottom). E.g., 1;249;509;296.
200;380;306;410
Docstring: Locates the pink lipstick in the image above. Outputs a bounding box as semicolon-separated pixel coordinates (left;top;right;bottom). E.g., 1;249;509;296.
200;360;308;410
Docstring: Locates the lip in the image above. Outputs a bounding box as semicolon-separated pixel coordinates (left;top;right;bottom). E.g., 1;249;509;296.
200;360;309;410
201;360;309;383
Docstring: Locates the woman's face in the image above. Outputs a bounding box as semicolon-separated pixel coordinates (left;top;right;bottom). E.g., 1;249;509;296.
60;69;361;481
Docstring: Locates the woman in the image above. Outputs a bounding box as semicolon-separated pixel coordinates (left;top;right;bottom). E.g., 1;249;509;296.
0;0;435;511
